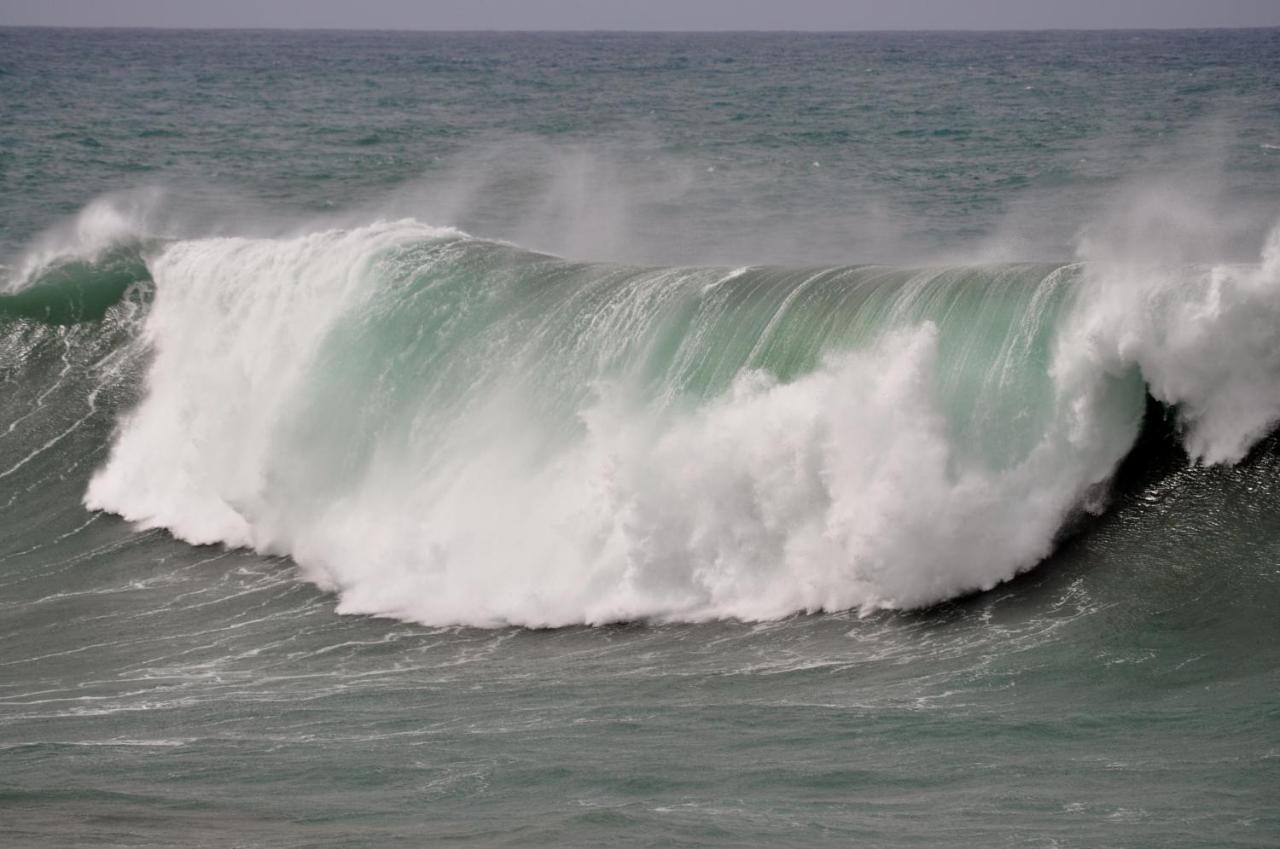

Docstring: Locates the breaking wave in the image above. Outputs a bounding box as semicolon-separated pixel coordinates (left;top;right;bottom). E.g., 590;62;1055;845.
4;197;1280;626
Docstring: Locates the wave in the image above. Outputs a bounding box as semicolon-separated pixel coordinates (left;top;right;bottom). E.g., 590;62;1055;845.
0;251;150;325
4;201;1280;627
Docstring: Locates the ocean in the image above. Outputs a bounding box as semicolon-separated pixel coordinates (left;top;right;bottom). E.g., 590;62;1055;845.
1;27;1278;847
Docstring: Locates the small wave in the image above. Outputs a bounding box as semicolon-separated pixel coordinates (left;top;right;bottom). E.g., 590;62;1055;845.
0;249;152;324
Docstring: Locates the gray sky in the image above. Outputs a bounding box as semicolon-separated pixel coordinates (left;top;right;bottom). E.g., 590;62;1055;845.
2;0;1278;30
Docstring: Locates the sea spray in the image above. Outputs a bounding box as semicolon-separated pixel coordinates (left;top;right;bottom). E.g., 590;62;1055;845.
1063;224;1280;463
82;218;1280;625
6;189;1246;625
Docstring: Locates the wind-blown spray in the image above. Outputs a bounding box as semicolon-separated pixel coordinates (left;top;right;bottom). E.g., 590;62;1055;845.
23;208;1266;626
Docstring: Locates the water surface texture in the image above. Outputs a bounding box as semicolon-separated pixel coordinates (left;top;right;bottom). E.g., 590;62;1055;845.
2;29;1279;848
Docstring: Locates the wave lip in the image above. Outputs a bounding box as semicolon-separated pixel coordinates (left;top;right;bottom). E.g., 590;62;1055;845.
63;215;1280;627
0;250;151;325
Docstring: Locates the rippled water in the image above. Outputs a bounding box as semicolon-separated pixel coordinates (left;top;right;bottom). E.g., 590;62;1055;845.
1;28;1278;848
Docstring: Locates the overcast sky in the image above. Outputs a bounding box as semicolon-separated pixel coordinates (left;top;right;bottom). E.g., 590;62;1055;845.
2;0;1278;31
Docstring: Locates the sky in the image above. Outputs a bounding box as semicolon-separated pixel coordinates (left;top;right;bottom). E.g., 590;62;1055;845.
2;0;1279;31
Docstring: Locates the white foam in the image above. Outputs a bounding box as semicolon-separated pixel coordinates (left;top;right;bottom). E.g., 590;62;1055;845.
83;217;1280;627
84;219;456;548
1064;223;1280;463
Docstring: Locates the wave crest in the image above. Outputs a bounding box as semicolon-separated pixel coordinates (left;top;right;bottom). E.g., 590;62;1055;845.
73;217;1280;626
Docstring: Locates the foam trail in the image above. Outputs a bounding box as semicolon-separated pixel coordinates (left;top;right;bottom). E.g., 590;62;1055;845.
77;216;1280;627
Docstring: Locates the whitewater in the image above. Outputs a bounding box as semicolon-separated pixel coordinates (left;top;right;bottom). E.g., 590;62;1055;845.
1;194;1274;627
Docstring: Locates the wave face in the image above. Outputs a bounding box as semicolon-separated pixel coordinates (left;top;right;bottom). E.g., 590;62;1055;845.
0;210;1252;626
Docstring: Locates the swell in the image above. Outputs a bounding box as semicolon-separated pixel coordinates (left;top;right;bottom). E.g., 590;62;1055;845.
3;216;1280;627
0;249;151;325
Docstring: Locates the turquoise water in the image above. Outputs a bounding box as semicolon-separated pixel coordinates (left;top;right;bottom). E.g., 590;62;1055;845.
2;28;1279;847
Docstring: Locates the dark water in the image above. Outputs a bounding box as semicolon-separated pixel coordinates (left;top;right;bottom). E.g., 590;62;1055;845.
1;28;1279;848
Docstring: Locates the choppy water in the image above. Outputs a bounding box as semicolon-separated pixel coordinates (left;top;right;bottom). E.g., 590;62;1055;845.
1;28;1279;848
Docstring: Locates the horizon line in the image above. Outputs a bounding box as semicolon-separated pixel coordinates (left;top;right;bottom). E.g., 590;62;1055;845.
2;24;1279;34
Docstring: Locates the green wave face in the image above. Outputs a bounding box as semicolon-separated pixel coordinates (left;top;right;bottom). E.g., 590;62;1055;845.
7;217;1279;626
299;242;1122;488
0;247;151;324
30;222;1162;626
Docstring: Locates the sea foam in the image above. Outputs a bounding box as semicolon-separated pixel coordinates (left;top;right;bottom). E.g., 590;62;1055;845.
81;215;1280;626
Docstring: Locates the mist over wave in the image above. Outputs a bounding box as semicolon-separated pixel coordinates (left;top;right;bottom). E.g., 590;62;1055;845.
6;30;1280;849
1;182;1268;627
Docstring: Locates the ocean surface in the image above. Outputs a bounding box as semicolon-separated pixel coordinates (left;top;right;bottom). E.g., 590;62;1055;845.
2;27;1279;848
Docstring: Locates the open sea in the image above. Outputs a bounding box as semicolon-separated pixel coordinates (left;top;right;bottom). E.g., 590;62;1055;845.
1;27;1279;847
